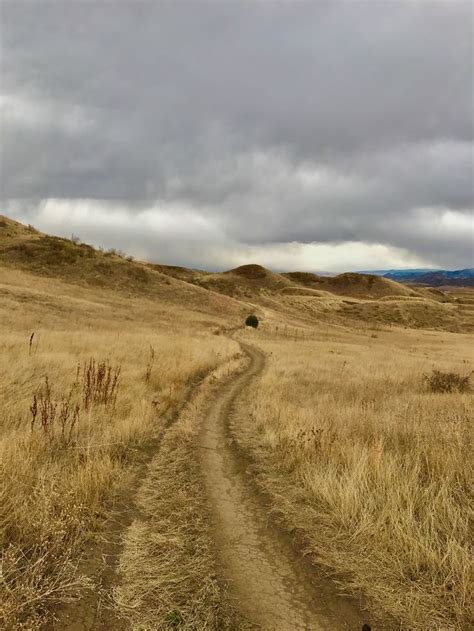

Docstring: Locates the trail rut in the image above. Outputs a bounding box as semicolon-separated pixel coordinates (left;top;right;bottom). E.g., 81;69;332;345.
199;341;372;631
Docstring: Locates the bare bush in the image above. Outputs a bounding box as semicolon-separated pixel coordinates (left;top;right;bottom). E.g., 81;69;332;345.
424;370;471;393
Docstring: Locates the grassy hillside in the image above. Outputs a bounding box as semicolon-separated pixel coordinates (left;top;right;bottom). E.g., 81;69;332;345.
285;270;418;298
2;215;469;332
0;263;244;629
0;216;245;319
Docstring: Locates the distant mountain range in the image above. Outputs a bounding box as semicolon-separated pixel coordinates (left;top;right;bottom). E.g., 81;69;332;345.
358;268;474;287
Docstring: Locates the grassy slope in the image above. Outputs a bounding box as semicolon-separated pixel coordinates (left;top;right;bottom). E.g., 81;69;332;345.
0;216;246;320
159;264;465;332
1;216;467;332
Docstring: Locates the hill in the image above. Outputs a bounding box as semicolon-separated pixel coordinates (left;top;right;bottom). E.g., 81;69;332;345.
408;268;474;287
284;270;418;298
363;267;474;287
0;215;245;319
1;215;471;332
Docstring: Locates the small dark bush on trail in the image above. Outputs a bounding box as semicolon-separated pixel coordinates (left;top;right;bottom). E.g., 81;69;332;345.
245;314;259;328
424;370;471;393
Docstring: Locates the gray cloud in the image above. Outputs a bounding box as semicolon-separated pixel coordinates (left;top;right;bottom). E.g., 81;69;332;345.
1;1;473;271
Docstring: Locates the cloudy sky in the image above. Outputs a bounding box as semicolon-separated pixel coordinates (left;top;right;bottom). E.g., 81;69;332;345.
1;1;473;272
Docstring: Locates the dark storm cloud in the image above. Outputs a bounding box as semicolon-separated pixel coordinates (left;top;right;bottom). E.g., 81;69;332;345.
1;1;472;270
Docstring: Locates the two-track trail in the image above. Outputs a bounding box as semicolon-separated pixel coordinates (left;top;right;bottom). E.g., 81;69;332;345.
50;339;384;630
199;340;371;631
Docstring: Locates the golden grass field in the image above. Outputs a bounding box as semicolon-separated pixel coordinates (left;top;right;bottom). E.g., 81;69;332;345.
234;323;473;630
0;266;241;629
1;216;473;630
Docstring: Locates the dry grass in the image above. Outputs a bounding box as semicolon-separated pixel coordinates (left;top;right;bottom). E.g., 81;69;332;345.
234;325;473;630
0;267;239;629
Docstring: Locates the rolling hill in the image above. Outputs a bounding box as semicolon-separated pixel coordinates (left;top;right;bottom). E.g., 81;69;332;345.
1;215;472;332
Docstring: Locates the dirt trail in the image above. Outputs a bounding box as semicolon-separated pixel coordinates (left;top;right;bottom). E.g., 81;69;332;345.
199;341;372;631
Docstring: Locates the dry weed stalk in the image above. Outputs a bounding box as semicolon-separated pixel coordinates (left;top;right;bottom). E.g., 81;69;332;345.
30;378;80;445
145;345;155;383
81;358;121;410
29;332;35;355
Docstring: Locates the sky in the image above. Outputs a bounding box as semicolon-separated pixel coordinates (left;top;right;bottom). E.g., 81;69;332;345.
1;1;473;272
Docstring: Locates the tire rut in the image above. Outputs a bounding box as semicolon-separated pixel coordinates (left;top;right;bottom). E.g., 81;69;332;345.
199;340;372;631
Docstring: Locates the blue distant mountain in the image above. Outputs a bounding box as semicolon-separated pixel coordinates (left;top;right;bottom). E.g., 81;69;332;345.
357;268;474;286
357;268;437;277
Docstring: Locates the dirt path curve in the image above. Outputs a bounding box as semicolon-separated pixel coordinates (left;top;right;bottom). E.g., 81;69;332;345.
199;340;371;631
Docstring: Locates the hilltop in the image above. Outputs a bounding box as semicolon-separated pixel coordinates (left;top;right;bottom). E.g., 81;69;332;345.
284;270;417;298
1;215;472;332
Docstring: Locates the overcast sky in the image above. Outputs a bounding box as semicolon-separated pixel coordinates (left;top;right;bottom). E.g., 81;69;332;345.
1;1;473;272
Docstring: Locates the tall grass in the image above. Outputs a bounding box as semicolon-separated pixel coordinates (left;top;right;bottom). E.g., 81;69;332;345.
0;269;238;629
236;326;473;630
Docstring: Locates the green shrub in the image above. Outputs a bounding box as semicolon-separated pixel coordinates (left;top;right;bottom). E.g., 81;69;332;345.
245;314;259;328
424;370;471;393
